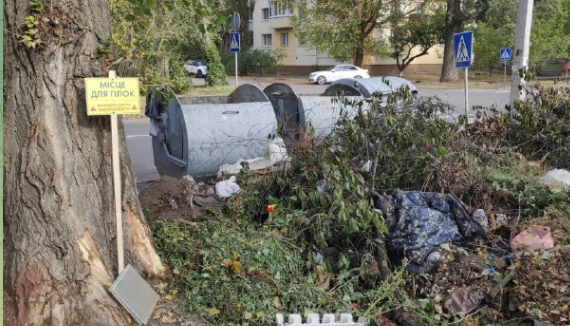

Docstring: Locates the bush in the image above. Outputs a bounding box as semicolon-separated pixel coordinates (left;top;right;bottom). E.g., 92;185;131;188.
204;42;228;86
138;55;191;94
469;86;570;168
222;49;281;76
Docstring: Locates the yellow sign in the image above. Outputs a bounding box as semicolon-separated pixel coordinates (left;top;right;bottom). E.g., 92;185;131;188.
85;78;141;115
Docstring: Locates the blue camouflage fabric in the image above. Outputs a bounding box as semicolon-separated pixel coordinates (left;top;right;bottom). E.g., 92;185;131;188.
373;189;486;271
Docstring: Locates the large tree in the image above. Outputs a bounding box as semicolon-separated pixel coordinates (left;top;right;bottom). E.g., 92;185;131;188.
439;0;489;82
4;0;163;325
529;0;570;70
389;4;446;76
111;0;228;87
472;0;570;73
293;0;416;67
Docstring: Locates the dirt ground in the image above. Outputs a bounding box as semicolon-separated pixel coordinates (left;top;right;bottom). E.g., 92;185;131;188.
404;213;570;325
138;176;222;224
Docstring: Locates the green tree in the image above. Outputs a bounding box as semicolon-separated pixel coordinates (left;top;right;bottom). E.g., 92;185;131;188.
472;0;570;73
292;0;412;66
219;0;255;50
389;5;446;76
439;0;489;82
530;0;570;69
111;0;228;88
472;0;517;71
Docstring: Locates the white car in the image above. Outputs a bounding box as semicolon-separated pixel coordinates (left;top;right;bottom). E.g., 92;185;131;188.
308;64;370;85
184;59;208;78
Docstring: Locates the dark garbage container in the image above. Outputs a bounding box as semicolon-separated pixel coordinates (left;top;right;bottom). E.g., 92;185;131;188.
323;77;418;98
263;83;301;149
146;85;277;179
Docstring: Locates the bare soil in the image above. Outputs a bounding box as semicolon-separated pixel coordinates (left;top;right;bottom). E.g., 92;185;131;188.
138;176;221;224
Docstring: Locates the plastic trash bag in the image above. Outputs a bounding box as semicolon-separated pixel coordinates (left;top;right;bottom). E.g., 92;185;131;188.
444;288;485;314
372;189;486;272
538;169;570;191
215;176;241;198
511;225;554;253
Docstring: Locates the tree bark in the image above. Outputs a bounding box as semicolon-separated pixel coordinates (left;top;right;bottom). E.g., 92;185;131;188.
3;1;163;325
354;43;365;67
440;0;460;82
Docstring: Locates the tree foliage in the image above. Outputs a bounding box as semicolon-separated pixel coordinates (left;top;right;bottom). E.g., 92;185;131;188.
292;0;413;66
389;5;446;76
473;0;570;72
111;0;228;89
439;0;489;82
530;0;570;68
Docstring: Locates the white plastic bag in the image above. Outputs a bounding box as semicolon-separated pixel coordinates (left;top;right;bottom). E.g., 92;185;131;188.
215;176;241;198
538;169;570;191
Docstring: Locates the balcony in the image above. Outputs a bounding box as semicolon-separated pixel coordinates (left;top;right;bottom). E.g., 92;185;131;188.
265;15;292;29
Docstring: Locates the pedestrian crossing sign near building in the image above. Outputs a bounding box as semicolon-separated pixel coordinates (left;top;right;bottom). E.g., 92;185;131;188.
500;48;512;61
454;31;473;68
230;32;240;52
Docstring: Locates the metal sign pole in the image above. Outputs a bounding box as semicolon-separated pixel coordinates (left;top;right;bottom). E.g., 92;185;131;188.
232;12;240;87
464;67;469;121
109;70;124;274
235;52;239;87
504;61;507;85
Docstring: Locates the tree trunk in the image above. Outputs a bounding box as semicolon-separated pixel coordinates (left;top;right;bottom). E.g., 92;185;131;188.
3;1;163;325
353;43;365;67
440;0;460;82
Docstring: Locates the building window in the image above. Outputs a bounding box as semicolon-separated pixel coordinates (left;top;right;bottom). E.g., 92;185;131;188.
262;8;270;20
248;7;254;21
262;34;272;47
281;33;289;46
270;1;292;17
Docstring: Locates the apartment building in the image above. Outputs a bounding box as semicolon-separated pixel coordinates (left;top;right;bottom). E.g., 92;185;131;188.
248;0;443;74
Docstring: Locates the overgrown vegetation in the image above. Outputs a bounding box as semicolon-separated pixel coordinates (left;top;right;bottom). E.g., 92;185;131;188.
222;49;285;76
110;0;229;91
150;84;570;326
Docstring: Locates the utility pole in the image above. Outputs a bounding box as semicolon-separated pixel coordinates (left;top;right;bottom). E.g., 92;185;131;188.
510;0;534;104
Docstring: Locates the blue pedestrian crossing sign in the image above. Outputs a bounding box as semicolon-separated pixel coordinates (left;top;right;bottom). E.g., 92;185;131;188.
499;48;512;61
230;32;240;52
454;31;473;68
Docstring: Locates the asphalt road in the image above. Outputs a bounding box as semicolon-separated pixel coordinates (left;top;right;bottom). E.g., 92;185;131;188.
124;86;510;185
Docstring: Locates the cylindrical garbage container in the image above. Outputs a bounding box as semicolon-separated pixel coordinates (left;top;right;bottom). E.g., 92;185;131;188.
297;96;370;138
147;85;277;179
263;83;301;149
323;77;417;98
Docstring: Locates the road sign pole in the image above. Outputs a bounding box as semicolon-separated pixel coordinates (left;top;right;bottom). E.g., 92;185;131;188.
109;70;124;274
232;12;241;87
235;52;239;86
464;67;469;123
504;61;507;85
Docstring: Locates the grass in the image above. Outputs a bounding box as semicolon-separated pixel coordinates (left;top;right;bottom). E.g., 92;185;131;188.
180;83;236;97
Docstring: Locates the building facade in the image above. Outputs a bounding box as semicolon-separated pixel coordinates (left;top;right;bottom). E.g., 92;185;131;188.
248;0;443;74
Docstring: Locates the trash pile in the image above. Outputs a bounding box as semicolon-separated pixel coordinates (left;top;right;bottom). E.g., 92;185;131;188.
141;85;570;326
398;170;570;325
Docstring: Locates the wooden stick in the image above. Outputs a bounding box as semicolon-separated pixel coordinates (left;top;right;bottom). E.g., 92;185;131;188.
109;70;124;274
491;267;518;299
